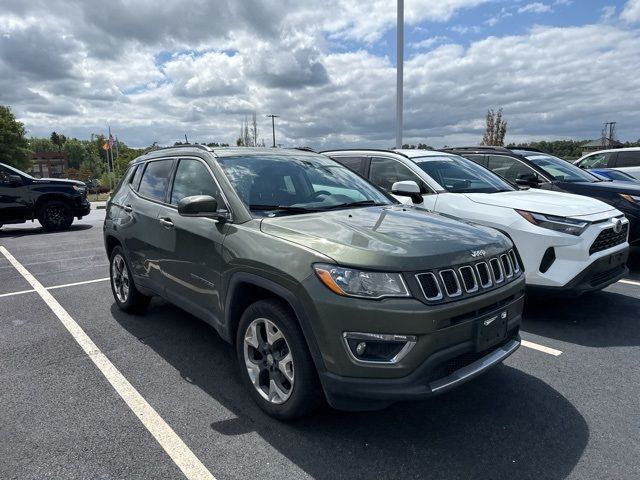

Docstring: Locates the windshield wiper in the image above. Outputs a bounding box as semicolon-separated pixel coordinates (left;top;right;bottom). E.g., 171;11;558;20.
249;204;317;213
319;200;388;210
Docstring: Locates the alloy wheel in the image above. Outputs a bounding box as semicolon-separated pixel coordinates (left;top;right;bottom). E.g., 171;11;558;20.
243;318;295;404
111;254;130;303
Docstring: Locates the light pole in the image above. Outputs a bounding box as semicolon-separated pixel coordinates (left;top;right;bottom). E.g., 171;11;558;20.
266;114;280;147
396;0;404;149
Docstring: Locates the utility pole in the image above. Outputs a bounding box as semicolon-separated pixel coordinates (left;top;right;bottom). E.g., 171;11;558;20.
266;114;280;147
395;0;404;149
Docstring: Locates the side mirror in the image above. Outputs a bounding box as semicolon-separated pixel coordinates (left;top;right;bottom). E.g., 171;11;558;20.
177;195;228;220
391;180;423;204
8;175;23;186
515;174;541;188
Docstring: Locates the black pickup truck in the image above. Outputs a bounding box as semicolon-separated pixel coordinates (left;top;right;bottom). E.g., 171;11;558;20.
0;162;91;231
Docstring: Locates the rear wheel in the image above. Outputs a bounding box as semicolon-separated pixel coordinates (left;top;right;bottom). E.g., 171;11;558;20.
236;299;322;420
109;246;150;313
38;201;74;231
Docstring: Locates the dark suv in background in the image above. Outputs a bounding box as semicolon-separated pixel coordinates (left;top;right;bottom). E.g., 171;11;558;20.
104;145;525;419
0;162;90;231
444;146;640;246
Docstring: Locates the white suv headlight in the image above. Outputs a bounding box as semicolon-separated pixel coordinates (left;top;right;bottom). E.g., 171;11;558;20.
516;210;589;236
314;264;410;299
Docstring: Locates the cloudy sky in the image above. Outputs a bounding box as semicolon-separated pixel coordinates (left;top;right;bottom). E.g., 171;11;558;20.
1;0;639;149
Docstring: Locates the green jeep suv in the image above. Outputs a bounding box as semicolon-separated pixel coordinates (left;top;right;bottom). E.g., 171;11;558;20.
103;146;525;419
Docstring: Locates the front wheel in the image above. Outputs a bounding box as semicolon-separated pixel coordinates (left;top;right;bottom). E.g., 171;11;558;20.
236;299;322;420
38;201;74;231
109;246;150;313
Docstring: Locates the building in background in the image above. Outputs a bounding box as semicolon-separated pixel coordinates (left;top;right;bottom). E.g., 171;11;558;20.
30;151;69;178
581;137;623;156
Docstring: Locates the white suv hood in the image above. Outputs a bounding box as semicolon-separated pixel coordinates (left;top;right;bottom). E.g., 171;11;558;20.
464;190;615;218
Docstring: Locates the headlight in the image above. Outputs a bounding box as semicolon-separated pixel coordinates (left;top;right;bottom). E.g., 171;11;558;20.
620;194;640;204
314;264;410;299
516;210;589;236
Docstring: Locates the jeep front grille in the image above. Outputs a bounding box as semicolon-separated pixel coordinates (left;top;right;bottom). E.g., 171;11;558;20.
416;249;521;304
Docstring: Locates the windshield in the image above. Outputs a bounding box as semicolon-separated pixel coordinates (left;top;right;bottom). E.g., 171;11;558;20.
414;155;515;193
521;153;599;183
1;163;34;179
217;154;393;216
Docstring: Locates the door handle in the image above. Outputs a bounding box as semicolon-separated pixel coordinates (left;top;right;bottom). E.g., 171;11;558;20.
123;204;133;213
159;217;174;228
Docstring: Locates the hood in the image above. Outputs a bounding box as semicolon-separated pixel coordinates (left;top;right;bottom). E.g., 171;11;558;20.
566;180;640;195
464;190;614;217
260;205;511;271
33;178;86;187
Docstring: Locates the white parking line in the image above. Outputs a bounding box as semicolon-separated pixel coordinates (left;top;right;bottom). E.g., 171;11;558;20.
0;277;109;299
521;340;563;356
619;279;640;287
0;246;215;480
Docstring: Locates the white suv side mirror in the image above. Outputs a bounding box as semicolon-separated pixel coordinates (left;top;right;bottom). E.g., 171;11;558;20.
391;181;423;204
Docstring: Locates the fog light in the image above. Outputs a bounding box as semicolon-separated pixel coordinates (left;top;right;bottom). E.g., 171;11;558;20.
343;332;417;364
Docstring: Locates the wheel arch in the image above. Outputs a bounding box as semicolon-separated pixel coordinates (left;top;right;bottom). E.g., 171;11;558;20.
34;193;75;216
224;272;327;373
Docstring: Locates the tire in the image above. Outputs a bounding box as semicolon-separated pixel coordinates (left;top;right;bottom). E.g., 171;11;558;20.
109;246;151;313
38;200;74;231
236;299;322;420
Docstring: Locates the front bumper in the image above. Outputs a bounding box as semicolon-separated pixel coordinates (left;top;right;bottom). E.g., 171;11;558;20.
320;334;520;411
74;198;91;218
297;274;525;410
529;246;629;296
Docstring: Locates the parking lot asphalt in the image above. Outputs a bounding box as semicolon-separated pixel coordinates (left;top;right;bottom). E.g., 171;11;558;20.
1;210;639;480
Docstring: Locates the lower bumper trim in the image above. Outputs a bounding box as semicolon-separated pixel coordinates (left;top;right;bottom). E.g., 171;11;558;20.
429;338;520;394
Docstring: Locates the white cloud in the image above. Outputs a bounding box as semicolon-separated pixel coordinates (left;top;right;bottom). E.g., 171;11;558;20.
601;5;617;22
518;3;553;14
1;0;640;148
410;36;450;50
621;0;640;23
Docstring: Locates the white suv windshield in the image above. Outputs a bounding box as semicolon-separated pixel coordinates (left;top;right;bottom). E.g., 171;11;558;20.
217;154;393;216
414;155;514;193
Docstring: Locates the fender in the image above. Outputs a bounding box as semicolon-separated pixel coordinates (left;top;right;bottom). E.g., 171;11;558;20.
224;272;327;374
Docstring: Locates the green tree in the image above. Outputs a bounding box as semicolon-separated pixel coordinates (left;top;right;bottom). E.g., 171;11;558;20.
481;108;508;146
0;106;32;170
28;137;59;152
63;138;89;169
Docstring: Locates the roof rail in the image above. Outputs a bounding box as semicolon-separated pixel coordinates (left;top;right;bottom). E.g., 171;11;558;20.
291;147;316;152
511;146;544;153
143;144;213;155
441;146;511;152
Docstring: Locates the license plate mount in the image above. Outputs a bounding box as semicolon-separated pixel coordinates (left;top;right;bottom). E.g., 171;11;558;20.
476;310;508;351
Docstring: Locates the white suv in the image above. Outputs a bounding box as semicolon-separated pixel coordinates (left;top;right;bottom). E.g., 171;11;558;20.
574;147;640;180
324;149;630;294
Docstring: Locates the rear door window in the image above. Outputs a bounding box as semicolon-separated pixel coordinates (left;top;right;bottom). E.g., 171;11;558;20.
138;159;174;202
130;164;144;190
614;151;640;168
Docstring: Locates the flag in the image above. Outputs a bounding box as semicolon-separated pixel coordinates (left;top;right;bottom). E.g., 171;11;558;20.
108;133;115;148
102;142;110;151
